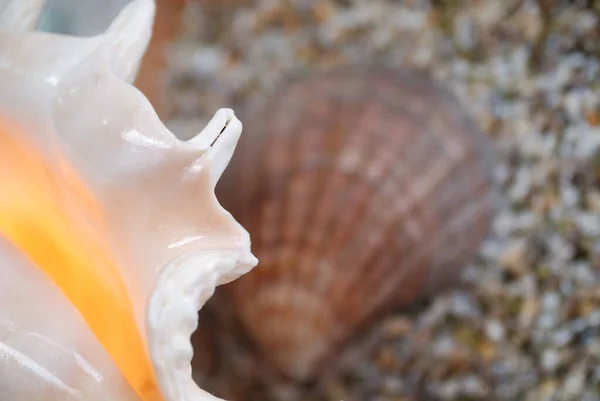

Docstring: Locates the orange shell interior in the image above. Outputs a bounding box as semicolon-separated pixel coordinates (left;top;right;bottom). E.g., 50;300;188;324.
0;118;162;401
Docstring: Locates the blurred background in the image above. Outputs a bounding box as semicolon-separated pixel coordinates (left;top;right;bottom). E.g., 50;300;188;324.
40;1;600;400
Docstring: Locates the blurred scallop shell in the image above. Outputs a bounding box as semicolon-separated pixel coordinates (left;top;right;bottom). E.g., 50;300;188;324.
216;68;497;380
0;1;256;401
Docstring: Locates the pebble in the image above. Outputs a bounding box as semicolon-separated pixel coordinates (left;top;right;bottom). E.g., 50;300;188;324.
485;319;506;342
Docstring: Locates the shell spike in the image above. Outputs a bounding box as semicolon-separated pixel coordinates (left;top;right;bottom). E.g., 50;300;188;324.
189;108;236;149
0;0;46;32
190;108;243;187
207;110;243;187
101;0;156;83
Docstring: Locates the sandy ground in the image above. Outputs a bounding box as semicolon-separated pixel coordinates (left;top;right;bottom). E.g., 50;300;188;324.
166;1;600;400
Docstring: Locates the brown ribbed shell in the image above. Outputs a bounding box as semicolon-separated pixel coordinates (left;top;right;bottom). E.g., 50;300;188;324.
215;68;496;381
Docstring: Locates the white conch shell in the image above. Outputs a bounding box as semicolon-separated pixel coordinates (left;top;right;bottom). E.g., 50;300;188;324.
0;235;142;401
0;1;257;401
0;0;45;32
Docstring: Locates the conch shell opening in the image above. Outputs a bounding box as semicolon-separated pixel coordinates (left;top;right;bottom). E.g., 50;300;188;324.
0;1;257;401
0;118;159;399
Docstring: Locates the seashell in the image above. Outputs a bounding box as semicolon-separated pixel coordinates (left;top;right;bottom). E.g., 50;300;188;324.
0;1;257;401
215;68;497;381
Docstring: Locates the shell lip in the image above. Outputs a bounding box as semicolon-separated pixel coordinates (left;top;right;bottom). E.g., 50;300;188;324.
146;249;257;401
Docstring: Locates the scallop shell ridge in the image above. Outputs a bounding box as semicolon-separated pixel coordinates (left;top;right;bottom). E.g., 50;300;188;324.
216;68;497;380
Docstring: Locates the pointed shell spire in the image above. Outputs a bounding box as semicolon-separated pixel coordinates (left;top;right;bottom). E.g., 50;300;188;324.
0;0;46;32
101;0;155;83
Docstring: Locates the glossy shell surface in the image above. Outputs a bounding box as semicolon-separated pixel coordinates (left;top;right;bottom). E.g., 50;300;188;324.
0;1;256;400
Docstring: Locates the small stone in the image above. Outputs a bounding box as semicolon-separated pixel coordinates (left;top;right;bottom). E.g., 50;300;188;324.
381;317;413;337
383;377;404;394
539;379;559;397
312;2;335;23
586;110;600;126
562;365;586;398
541;292;561;311
519;299;539;329
432;335;456;357
478;340;498;362
552;327;573;347
587;310;600;326
581;392;600;401
509;168;533;203
462;374;489;397
540;349;561;372
498;239;529;274
537;312;559;330
376;348;401;372
485;319;505;342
